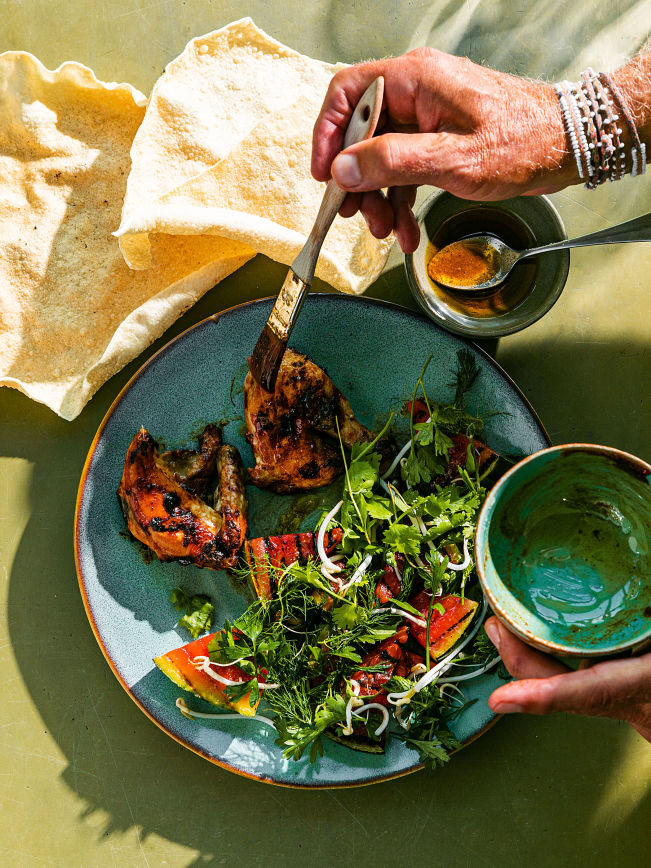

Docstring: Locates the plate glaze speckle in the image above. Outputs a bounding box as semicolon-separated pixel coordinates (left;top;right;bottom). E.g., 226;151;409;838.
75;295;550;787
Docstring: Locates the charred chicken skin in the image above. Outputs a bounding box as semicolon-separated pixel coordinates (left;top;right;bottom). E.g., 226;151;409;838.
160;423;223;500
118;426;247;570
244;348;373;493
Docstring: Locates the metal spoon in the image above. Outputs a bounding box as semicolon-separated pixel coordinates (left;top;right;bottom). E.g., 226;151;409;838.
429;211;651;292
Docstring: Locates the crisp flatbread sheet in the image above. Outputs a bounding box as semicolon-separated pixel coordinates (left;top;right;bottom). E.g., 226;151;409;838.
0;53;255;420
115;18;392;294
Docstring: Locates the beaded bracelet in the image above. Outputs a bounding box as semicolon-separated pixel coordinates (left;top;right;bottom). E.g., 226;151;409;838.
554;82;586;182
564;81;593;183
581;71;606;187
575;81;602;184
554;68;646;189
592;74;625;181
599;71;647;178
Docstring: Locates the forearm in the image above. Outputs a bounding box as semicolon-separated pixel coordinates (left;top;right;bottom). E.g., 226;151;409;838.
311;46;650;252
611;46;651;158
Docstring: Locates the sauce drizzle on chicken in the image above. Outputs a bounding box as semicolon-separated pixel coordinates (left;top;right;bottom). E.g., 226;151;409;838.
118;425;247;570
244;348;373;493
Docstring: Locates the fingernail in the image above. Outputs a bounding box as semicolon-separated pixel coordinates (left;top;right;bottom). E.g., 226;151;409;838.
333;153;361;188
492;702;523;714
484;619;502;652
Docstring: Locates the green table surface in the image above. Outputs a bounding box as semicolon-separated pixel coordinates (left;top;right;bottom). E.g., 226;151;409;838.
1;2;650;866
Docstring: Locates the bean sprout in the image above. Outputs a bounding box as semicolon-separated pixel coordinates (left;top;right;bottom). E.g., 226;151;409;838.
394;706;413;730
437;656;500;683
447;537;471;572
176;697;276;727
321;561;344;586
191;656;279;690
317;500;343;573
339;554;373;594
342;694;364;735
381;414;432;481
382;439;414;480
373;607;427;627
352;702;390;736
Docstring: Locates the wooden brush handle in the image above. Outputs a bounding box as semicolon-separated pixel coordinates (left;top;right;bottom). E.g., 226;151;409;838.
291;76;384;284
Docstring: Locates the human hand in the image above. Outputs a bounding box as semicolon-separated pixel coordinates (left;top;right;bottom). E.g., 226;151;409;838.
484;616;651;742
311;48;578;252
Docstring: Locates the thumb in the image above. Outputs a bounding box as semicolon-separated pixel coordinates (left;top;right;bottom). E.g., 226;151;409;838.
331;131;468;192
489;654;651;719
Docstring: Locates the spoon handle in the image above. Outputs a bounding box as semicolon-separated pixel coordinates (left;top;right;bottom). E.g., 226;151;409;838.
519;211;651;260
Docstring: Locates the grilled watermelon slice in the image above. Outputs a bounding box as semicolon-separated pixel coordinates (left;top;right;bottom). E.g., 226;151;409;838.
408;592;478;659
328;627;424;754
154;631;259;717
244;528;343;600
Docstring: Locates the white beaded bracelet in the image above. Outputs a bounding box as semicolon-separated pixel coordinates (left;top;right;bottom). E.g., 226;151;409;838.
554;68;646;188
554;82;585;181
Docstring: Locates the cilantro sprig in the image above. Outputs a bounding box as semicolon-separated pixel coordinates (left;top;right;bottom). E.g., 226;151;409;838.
170;587;214;639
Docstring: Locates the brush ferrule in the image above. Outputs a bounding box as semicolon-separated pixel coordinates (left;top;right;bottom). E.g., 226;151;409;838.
267;270;310;340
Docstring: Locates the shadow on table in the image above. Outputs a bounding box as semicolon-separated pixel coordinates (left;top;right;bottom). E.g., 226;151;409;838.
326;0;645;79
2;0;649;862
2;273;650;866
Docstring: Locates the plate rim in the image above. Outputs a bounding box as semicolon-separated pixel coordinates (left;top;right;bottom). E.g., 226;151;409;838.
74;293;551;788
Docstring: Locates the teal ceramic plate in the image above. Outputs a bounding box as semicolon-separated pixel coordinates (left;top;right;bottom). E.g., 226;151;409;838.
75;295;549;787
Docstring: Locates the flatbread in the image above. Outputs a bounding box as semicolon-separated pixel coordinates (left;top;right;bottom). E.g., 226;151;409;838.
115;18;392;294
0;53;255;420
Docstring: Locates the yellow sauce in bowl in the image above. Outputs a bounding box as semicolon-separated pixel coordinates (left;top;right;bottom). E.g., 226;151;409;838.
427;239;500;288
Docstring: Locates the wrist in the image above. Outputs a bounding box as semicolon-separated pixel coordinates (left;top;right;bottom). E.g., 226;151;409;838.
550;61;649;190
611;52;651;149
523;83;580;194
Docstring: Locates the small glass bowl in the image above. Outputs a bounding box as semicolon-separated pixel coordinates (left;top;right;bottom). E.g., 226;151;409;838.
405;191;570;338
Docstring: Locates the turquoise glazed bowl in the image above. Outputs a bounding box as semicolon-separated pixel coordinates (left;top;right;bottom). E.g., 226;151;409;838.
476;444;651;657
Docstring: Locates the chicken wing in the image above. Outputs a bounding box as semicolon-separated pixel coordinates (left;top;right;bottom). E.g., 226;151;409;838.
118;426;247;570
244;349;372;493
160;423;223;500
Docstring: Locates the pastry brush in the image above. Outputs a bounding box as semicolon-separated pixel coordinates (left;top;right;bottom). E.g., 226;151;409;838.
248;76;384;392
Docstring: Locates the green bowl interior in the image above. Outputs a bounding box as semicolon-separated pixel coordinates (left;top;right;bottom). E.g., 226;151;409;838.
477;448;651;654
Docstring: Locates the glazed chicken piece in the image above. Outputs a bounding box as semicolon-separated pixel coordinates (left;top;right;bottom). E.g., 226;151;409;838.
160;423;223;500
118;426;247;570
244;348;372;493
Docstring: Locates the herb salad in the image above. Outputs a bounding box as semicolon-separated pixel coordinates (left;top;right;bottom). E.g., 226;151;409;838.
170;351;507;769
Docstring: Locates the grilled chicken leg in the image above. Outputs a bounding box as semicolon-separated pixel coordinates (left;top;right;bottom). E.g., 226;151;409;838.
118;426;247;570
244;349;372;493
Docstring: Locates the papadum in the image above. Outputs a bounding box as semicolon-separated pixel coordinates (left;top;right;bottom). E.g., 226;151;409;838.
0;53;255;420
116;18;392;295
